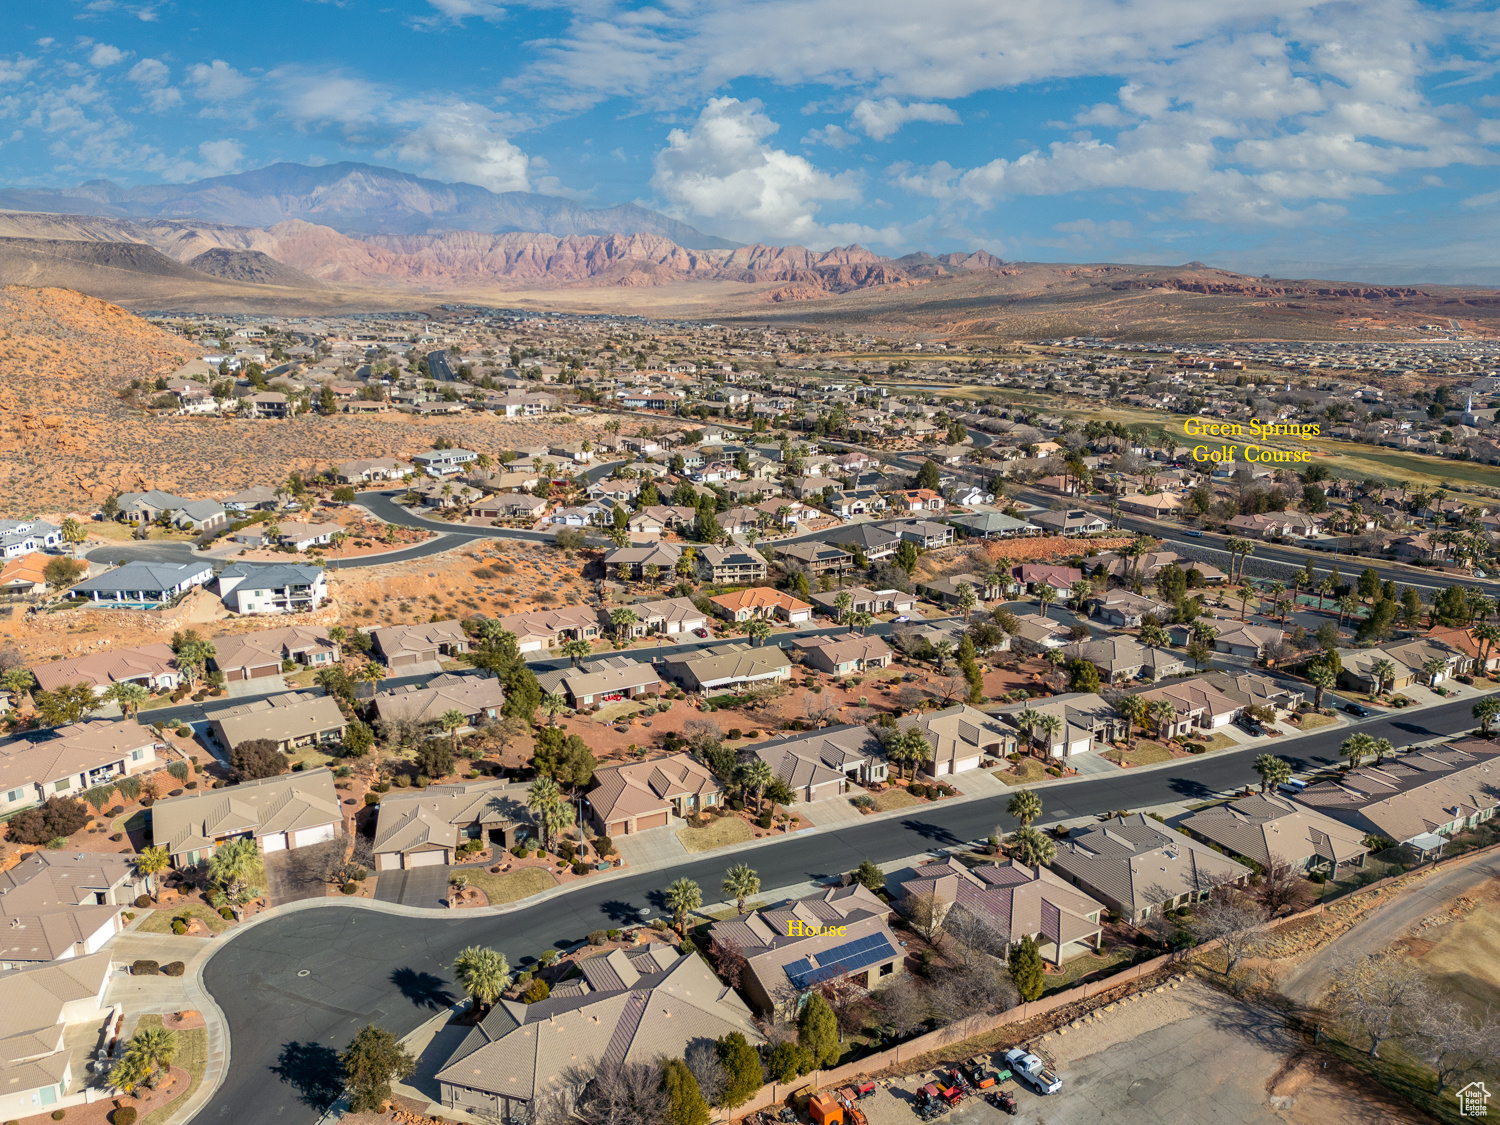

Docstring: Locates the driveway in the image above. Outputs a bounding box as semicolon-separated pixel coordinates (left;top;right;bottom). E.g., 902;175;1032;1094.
1279;850;1500;1006
374;866;450;909
263;845;340;907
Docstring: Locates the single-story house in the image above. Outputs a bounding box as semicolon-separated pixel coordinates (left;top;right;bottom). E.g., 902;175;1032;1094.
1090;589;1172;629
31;644;180;696
992;693;1126;758
791;633;894;676
1061;637;1185;683
0;851;144;968
210;625;340;682
534;656;661;709
337;457;414;482
373;780;537;870
708;885;901;1015
150;767;343;866
585;753;720;836
708;588;813;624
898;704;1016;775
496;605;603;652
0;951;114;1116
1029;509;1111;535
0;720;162;818
1176;794;1369;874
371;620;472;668
371;673;505;729
207;691;347;753
751;725;887;801
810;586;917;618
659;643;792;693
621;596;708;637
72;562;213;606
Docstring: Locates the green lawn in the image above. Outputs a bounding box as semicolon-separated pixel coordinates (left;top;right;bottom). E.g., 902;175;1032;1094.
136;1014;209;1125
137;902;231;934
1042;948;1130;996
677;817;754;853
463;865;558;906
594;700;647;723
872;788;921;812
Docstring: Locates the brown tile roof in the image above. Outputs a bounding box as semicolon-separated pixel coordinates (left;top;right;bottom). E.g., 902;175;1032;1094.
32;644;179;692
587;753;719;824
1178;794;1369;869
0;719;160;796
894;858;1104;949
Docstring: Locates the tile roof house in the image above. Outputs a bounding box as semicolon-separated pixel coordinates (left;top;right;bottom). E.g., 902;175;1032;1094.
659;643;793;693
373;780;537;870
774;542;854;576
371;620;472;668
372;673;505;728
708;885;902;1014
1167;616;1283;660
708;588;813;624
216;562;328;614
437;947;759;1122
72;561;214;606
897;704;1017;776
618;596;708;638
791;633;894;677
150;767;343;866
534;657;662;709
992;693;1126;759
810;586;916;618
1127;676;1248;738
337;457;414;482
1337;636;1469;693
207;691;347;753
495;605;602;653
751;725;887;801
1050;814;1251;922
892;857;1105;966
585;753;720;836
602;542;684;580
1061;637;1186;683
0;851;144;968
0;552;52;596
0;951;113;1118
209;625;340;682
1028;509;1111;535
821;523;900;560
31;644;181;695
1293;742;1500;846
0;720;162;819
1006;612;1073;650
1198;670;1303;712
1177;794;1369;874
1089;589;1172;629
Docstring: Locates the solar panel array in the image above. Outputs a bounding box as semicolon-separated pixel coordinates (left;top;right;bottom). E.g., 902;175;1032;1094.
784;933;897;990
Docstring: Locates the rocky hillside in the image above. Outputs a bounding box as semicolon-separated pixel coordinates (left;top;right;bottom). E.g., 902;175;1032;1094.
0;286;603;514
186;247;325;288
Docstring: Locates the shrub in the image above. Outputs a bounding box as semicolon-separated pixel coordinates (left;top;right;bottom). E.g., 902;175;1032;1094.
162;961;186;977
219;906;235;918
1186;744;1207;755
112;1108;138;1125
853;795;875;810
110;832;124;841
6;797;89;845
607;929;622;940
595;835;613;855
172;920;188;935
520;978;551;1003
511;845;528;858
727;728;743;740
343;881;360;895
756;812;772;829
135;893;152;908
745;730;759;738
363;792;381;806
231;739;289;782
1309;871;1327;884
588;929;609;945
46;836;68;849
52;1112;65;1121
106;804;125;816
909;783;927;799
131;960;160;975
572;861;588;875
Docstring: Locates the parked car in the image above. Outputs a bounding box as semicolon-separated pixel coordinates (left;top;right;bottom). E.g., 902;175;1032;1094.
1236;716;1265;736
1343;701;1370;717
692;627;710;638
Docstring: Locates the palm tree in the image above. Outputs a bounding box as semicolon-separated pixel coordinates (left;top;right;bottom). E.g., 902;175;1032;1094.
1422;657;1447;688
1116;694;1145;751
1013;707;1040;750
1307;661;1337;711
736;759;774;813
1006;789;1042;828
207;837;261;915
849;611;875;636
559;638;592;668
1371;737;1394;765
1036;583;1058;619
1252;753;1291;793
1236;584;1255;622
1363;657;1396;697
1008;825;1057;866
1316;577;1334;613
110;1025;178;1093
833;590;853;624
526;774;573;852
452;946;511;1016
933;639;954;674
1267;580;1288;623
439;708;467;756
745;618;772;647
1476;695;1500;735
135;844;170;903
722;863;760;914
1150;698;1177;740
956;582;978;622
1035;712;1063;757
1140;622;1170;649
609;606;640;637
888;727;929;779
105;680;150;716
1069;580;1093;612
1336;594;1360;627
1224;537;1248;584
540;692;569;727
59;517;86;557
360;661;384;688
664;876;703;935
1341;732;1376;769
0;667;34;705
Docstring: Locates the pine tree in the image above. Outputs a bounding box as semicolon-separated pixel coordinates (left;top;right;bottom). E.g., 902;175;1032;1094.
715;1032;764;1107
662;1057;711;1125
1008;935;1046;1001
798;992;840;1067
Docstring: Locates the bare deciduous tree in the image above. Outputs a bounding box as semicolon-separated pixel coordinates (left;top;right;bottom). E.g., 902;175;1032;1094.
1255;863;1312;916
1193;884;1268;980
683;1040;727;1105
946;906;1007;967
681;718;725;754
904;890;950;944
1411;997;1500;1095
532;1059;668;1125
930;963;1019;1038
875;974;930;1039
1326;951;1429;1058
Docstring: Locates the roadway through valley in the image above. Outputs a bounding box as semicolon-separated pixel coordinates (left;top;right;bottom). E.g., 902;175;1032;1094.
197;696;1487;1125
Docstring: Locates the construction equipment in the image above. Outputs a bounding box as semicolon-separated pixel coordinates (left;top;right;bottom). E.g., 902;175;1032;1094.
837;1090;868;1125
809;1094;843;1125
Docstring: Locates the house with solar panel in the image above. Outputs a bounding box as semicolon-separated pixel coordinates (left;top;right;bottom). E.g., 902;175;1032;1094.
707;884;902;1016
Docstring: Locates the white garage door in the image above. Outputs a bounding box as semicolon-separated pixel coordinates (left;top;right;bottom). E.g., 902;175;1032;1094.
293;823;337;848
405;849;446;868
261;833;287;853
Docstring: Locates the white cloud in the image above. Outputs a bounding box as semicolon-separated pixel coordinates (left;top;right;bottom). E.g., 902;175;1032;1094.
127;57;168;86
390;102;531;191
849;97;960;140
195;139;245;176
188;59;254;102
0;56;38;84
419;0;506;23
802;123;859;149
653;97;902;247
1054;218;1133;238
88;43;126;68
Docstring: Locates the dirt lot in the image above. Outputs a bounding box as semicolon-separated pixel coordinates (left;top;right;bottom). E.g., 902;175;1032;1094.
1399;876;1500;1019
863;979;1425;1125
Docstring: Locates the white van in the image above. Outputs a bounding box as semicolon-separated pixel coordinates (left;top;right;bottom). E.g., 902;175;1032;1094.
1277;778;1307;795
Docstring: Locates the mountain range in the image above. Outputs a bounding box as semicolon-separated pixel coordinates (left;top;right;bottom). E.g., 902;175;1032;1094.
0;161;740;249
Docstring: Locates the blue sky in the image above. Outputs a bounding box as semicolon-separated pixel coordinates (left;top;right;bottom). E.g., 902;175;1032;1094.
6;0;1500;280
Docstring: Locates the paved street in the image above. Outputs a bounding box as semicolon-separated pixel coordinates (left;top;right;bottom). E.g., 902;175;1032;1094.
195;695;1488;1125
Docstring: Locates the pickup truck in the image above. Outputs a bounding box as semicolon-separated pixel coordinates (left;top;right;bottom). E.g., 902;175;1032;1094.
1002;1049;1062;1095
